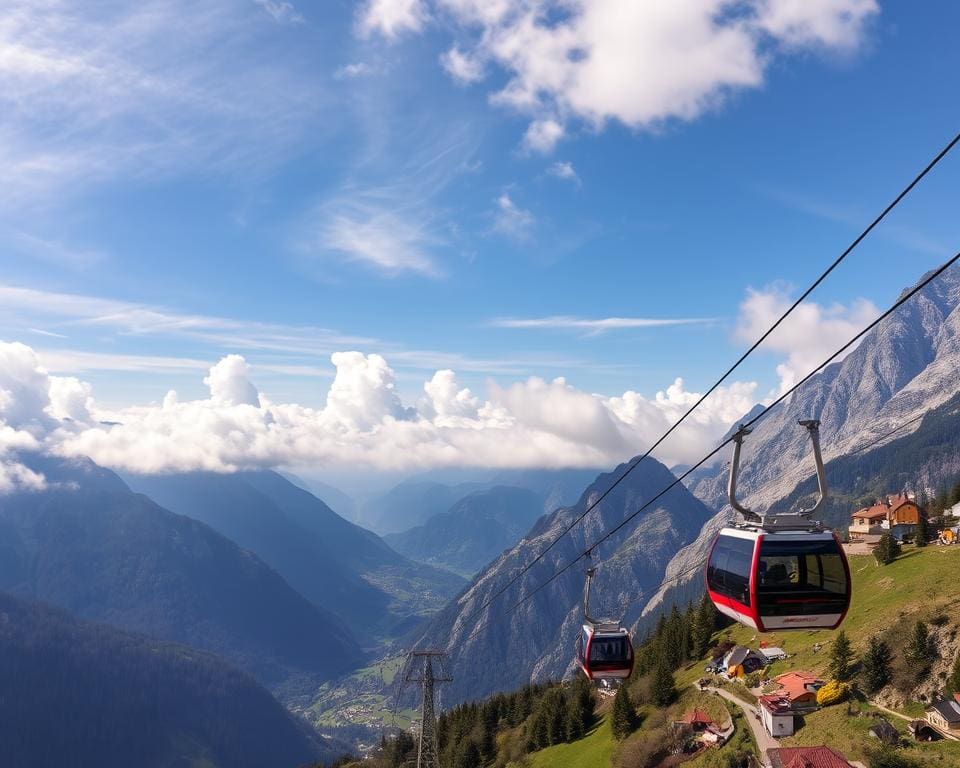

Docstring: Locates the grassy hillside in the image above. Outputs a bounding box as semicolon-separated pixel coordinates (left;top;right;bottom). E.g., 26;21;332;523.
526;544;960;767
529;714;615;768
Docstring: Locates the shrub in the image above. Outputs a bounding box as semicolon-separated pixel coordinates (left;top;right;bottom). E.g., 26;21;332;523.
874;533;901;565
816;679;850;707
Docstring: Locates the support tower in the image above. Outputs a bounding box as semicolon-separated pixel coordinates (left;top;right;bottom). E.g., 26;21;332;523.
404;650;453;768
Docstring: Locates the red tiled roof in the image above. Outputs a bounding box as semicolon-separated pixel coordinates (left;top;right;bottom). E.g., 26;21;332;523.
773;671;822;702
851;505;888;521
682;708;714;725
759;694;792;714
767;746;851;768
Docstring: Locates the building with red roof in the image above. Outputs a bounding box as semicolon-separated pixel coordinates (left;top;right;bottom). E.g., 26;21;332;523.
766;746;854;768
680;708;714;728
772;670;824;710
849;493;925;541
759;694;795;737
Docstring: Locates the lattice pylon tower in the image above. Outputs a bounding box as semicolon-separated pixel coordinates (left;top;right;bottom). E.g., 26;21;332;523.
404;650;452;768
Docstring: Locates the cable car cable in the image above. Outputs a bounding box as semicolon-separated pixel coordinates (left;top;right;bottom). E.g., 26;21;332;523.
460;253;959;643
463;402;950;645
458;131;960;627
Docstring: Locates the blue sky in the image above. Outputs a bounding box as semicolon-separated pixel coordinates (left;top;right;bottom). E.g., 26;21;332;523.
0;0;958;478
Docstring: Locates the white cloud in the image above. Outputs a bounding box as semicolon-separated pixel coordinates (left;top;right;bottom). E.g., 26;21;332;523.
735;284;879;393
421;369;480;423
358;0;427;39
321;351;414;431
314;202;441;276
493;316;713;334
547;161;579;183
0;342;763;477
203;355;261;407
492;193;535;240
385;0;878;149
0;342;53;429
334;61;387;80
754;0;877;49
0;283;375;356
440;46;485;83
47;376;94;422
523;119;564;154
253;0;304;23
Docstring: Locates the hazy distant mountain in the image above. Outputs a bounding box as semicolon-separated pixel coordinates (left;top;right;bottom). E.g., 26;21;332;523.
0;591;333;768
358;468;601;538
384;486;544;576
645;265;960;624
489;467;604;515
355;480;489;535
0;455;361;692
417;458;713;705
124;470;466;638
294;476;358;522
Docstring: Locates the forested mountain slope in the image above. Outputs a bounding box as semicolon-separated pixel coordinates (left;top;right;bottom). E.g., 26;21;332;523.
0;454;361;692
0;591;333;768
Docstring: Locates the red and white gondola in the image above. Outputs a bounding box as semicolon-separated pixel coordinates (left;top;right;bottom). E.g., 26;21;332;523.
705;419;852;632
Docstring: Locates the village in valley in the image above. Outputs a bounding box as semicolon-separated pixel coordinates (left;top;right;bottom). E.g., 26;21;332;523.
670;487;960;767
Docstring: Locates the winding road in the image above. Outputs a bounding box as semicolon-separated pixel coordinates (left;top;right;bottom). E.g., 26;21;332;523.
700;685;779;766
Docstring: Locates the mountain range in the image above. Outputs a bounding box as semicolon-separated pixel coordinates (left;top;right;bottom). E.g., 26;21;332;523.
123;469;466;639
0;590;333;768
383;486;544;577
0;454;361;693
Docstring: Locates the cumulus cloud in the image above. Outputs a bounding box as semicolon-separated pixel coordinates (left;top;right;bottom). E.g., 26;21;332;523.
523;119;564;154
0;341;764;478
359;0;427;39
369;0;878;149
735;285;879;393
203;355;261;407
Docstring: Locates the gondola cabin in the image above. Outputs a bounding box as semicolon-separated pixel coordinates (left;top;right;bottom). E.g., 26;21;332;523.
575;621;634;681
706;528;851;632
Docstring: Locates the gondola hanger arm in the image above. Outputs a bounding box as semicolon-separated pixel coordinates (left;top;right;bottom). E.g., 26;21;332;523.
727;425;761;523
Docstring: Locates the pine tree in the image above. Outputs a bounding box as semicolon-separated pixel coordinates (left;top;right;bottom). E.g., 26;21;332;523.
947;652;960;695
905;621;933;683
610;685;638;740
564;676;594;741
874;533;900;565
829;631;854;682
861;636;892;695
691;592;715;659
665;605;684;668
651;654;676;707
915;515;929;547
